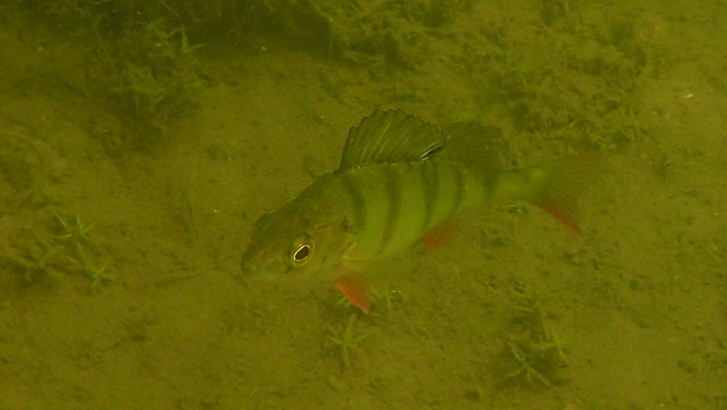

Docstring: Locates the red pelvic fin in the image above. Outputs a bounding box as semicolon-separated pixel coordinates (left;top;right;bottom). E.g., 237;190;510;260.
334;276;371;313
421;217;465;250
422;223;458;250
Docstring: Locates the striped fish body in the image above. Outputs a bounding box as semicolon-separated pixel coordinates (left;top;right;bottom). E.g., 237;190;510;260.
239;110;599;312
335;159;494;263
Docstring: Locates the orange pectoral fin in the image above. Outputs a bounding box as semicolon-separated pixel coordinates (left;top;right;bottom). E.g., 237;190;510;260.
334;276;371;313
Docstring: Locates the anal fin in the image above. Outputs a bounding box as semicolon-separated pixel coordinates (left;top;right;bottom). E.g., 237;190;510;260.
530;152;604;234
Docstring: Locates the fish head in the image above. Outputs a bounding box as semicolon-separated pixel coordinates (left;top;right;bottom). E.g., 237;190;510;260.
239;199;356;284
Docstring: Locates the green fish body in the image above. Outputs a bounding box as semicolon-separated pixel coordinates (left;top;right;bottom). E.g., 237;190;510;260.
240;110;599;312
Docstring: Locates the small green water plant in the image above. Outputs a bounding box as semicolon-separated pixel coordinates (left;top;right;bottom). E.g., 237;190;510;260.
369;284;406;320
497;287;570;388
53;213;93;243
3;213;111;288
19;0;206;152
53;213;112;288
107;20;204;147
324;313;371;370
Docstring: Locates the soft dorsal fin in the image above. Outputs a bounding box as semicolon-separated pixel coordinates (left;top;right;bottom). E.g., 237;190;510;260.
339;110;448;170
437;121;502;173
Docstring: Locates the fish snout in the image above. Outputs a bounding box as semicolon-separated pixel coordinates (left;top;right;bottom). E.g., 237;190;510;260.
238;256;279;284
235;258;256;285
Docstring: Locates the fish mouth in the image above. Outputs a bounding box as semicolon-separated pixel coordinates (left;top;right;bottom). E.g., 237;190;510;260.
238;258;280;284
236;259;261;285
231;268;248;287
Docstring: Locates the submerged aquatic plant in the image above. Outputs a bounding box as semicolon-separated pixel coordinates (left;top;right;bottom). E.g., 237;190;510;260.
325;313;371;370
497;287;571;388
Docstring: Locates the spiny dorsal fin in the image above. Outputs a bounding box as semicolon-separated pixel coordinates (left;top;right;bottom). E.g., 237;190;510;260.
339;110;447;170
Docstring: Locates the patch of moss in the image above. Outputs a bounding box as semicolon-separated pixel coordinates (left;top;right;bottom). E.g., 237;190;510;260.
10;0;477;154
106;21;205;148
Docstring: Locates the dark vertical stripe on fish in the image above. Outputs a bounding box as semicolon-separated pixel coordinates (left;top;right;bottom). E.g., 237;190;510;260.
339;171;367;231
450;164;465;217
421;161;439;233
378;166;402;255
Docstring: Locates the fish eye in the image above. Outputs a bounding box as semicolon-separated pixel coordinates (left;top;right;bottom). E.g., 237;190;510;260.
293;245;310;262
289;235;314;267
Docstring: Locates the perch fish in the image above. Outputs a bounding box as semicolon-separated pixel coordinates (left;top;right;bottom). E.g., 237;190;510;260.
239;110;600;312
